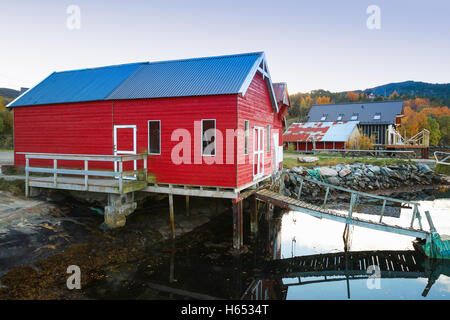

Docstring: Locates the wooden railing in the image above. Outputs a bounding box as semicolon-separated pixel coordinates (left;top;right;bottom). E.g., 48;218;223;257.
22;153;148;195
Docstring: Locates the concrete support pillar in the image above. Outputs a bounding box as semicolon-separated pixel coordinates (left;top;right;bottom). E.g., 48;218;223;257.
104;192;136;228
250;195;258;234
29;187;41;197
232;198;243;250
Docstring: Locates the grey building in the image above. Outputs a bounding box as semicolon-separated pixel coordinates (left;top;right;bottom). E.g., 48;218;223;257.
307;101;404;145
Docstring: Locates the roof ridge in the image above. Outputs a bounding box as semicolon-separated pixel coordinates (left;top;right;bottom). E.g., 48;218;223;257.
311;100;403;107
144;51;264;66
53;62;149;74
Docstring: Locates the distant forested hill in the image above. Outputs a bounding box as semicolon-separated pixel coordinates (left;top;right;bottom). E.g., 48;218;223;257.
0;88;20;100
362;81;450;101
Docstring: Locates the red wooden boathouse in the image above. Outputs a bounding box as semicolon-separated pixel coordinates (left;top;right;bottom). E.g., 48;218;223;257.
9;52;287;189
7;52;289;244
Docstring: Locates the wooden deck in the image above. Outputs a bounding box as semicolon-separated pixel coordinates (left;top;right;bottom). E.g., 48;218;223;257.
256;189;430;239
28;176;147;194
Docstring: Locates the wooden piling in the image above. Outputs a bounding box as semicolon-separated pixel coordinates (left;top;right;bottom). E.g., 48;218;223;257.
185;195;190;217
169;194;175;239
250;195;258;234
232;199;243;250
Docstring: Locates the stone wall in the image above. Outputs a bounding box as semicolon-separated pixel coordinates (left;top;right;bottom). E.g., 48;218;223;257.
282;163;446;198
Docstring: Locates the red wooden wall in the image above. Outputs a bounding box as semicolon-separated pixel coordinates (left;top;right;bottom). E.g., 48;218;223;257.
112;95;237;187
14;71;283;189
237;72;284;187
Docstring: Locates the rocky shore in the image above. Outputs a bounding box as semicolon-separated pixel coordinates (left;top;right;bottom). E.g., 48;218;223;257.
282;163;447;198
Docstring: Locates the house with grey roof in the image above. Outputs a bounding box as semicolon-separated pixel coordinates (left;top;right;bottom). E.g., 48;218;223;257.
307;101;404;145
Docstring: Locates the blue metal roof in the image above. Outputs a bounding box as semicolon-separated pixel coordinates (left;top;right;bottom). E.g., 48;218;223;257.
8;52;272;107
107;52;263;100
7;62;146;107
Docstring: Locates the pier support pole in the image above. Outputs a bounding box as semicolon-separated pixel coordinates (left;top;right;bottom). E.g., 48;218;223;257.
265;202;273;221
250;195;258;234
185;196;190;217
232;198;243;250
169;194;175;239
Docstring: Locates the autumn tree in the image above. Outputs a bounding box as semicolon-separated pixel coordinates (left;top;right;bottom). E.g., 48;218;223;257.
316;96;331;104
388;90;400;100
347;129;375;150
346;91;360;102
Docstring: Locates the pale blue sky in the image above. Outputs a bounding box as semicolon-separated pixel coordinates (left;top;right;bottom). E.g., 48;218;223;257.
0;0;449;93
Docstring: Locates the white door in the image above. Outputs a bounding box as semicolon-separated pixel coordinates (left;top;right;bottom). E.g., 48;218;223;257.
253;126;264;180
113;125;137;178
273;132;279;172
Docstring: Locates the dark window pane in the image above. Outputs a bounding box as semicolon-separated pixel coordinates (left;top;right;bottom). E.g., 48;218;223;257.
149;121;160;154
202;120;215;156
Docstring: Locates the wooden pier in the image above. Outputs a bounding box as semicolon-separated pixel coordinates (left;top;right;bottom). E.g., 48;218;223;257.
256;189;430;239
255;176;450;260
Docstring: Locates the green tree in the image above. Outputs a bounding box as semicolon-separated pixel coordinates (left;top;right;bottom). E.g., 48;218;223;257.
438;115;450;145
427;116;441;146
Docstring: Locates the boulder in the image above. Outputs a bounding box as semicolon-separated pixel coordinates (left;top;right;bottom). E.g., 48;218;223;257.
298;156;319;163
380;167;393;177
339;168;351;178
368;165;381;175
318;167;338;177
291;166;304;175
327;177;341;185
416;163;433;174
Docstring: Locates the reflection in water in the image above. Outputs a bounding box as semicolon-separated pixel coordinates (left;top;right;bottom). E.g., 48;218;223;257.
83;191;449;300
278;193;450;300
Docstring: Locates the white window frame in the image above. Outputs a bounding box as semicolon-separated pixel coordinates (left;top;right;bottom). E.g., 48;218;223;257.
113;125;137;176
148;120;161;155
114;125;137;155
267;124;271;153
201;119;216;157
253;126;265;180
244;120;249;155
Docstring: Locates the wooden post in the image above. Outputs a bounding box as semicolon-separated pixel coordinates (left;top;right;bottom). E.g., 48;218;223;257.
239;200;243;248
119;160;123;194
250;195;258;234
25;157;29;197
169;194;175;239
84;160;88;191
185;195;190;217
53;159;57;187
232;199;243;250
